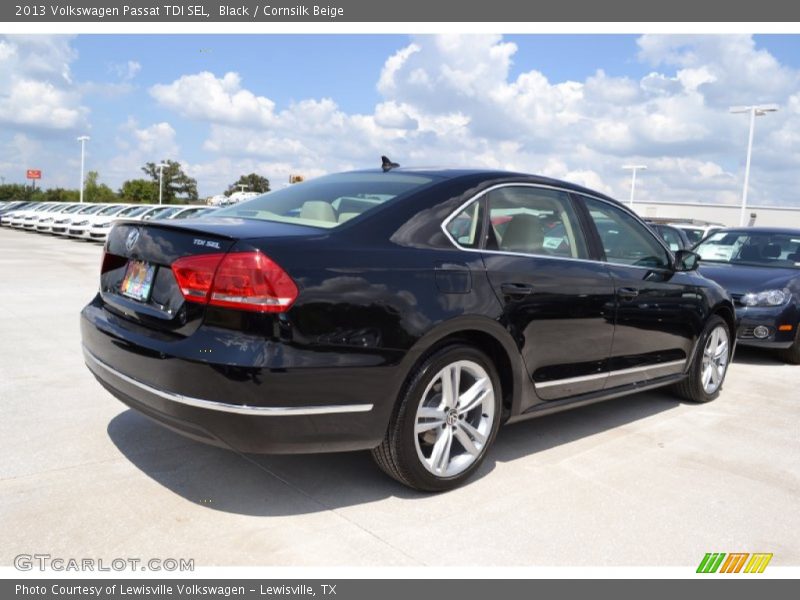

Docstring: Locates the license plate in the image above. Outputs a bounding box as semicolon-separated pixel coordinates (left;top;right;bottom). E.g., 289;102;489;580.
120;260;156;302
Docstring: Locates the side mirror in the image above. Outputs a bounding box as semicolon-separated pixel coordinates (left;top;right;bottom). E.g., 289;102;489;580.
674;249;700;272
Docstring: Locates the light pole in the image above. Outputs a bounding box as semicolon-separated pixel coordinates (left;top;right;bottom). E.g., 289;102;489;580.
77;135;90;203
730;104;779;227
622;165;647;209
157;162;169;205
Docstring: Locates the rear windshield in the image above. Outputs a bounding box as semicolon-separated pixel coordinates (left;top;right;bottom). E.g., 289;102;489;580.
214;172;437;229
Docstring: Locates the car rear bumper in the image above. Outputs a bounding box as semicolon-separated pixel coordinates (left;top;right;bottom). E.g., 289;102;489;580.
80;301;401;454
735;303;798;349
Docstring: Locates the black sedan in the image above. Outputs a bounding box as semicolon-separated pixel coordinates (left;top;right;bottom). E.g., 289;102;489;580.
695;228;800;363
81;166;735;491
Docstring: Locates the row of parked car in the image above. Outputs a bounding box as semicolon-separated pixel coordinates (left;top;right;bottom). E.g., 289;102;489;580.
0;200;217;242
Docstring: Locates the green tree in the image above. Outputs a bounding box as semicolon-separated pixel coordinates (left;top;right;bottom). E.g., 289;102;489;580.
119;179;155;204
225;173;270;196
0;183;39;201
142;160;199;204
42;188;80;202
84;171;118;203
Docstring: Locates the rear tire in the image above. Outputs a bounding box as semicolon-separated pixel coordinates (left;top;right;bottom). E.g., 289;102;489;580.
372;344;502;492
777;327;800;364
673;315;731;403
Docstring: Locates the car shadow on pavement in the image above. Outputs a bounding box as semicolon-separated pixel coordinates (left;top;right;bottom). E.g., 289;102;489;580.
731;345;789;366
107;389;680;516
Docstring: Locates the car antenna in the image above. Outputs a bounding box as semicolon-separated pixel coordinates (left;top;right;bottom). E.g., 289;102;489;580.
381;155;400;172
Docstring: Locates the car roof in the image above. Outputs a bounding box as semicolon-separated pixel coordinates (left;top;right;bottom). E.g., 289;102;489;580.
347;167;620;203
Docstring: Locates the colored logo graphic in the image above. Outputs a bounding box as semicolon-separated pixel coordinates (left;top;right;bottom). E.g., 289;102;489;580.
697;552;773;573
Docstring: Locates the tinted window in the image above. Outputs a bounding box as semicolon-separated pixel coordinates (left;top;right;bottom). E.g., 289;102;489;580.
116;205;148;217
446;201;484;249
97;205;126;216
486;187;587;259
215;172;437;229
583;198;670;269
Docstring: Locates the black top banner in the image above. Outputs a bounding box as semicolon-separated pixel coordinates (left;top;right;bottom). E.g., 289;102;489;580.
3;0;800;22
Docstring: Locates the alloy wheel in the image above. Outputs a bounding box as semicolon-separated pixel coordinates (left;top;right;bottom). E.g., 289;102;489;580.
701;325;729;394
413;360;496;478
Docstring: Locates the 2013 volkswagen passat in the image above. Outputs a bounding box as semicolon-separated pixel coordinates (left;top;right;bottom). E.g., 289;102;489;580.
81;166;736;491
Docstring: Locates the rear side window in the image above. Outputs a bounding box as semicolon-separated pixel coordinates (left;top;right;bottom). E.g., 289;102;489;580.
215;172;437;229
583;197;670;269
486;187;588;259
446;201;484;249
658;226;683;251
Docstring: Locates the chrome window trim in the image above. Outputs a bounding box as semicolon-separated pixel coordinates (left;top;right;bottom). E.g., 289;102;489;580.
534;359;687;389
440;182;675;271
83;347;374;416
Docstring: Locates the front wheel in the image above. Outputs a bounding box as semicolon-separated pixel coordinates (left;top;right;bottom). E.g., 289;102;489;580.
372;345;502;492
673;315;731;403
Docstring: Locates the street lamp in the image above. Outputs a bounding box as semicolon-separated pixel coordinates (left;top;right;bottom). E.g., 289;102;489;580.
730;104;779;227
622;165;647;209
156;162;169;205
77;135;90;203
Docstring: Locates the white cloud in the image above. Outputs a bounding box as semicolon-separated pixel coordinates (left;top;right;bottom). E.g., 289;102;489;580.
150;71;277;127
105;120;180;184
4;33;800;204
0;35;87;131
111;60;141;81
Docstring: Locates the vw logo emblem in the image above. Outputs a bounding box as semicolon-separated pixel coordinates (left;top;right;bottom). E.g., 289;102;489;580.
125;229;140;252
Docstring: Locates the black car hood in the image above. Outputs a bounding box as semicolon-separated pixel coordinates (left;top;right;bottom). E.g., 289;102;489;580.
699;263;799;295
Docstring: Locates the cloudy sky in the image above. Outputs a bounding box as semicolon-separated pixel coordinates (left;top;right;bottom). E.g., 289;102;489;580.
1;34;800;205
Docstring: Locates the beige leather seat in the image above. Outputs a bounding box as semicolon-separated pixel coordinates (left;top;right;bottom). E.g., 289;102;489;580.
300;201;337;223
338;212;359;223
500;213;544;253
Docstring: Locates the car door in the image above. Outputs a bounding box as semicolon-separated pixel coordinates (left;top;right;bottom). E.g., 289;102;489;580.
577;196;703;388
463;185;617;405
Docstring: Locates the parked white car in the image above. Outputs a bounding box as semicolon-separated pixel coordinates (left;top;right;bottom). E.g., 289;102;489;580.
669;223;723;247
66;204;135;240
87;204;154;242
21;203;62;230
167;206;217;219
86;204;174;242
53;204;110;236
10;203;57;229
35;203;83;233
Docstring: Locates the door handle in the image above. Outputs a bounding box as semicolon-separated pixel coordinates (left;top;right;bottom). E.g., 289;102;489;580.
500;282;533;297
618;287;640;300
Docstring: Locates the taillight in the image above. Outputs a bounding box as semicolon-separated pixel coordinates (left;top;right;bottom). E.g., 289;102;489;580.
172;253;225;302
171;251;298;313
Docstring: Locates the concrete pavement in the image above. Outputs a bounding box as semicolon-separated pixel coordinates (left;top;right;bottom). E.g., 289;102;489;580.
1;227;798;567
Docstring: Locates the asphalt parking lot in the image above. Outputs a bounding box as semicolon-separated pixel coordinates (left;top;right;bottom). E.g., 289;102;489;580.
1;227;799;567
